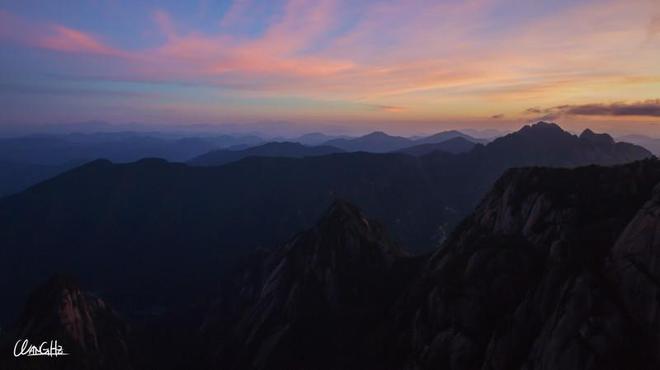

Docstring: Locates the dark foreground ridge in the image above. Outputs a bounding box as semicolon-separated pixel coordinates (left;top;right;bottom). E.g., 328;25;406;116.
4;159;660;369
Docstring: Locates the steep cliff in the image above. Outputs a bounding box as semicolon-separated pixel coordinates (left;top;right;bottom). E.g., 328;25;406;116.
401;159;660;370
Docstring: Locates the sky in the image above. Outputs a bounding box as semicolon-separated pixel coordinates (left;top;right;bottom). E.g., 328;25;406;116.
0;0;659;136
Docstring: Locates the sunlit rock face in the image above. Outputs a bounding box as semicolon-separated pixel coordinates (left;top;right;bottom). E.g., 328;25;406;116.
0;275;133;370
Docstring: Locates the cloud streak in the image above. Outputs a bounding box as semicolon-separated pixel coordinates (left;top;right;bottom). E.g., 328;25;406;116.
525;100;660;119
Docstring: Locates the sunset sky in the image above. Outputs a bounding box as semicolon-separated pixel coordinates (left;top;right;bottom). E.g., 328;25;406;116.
0;0;659;135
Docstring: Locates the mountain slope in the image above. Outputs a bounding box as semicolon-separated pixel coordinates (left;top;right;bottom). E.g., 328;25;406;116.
323;131;413;152
412;130;487;145
188;142;344;166
0;161;81;197
617;134;660;156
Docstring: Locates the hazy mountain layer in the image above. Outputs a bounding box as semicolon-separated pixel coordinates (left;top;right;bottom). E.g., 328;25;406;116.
188;142;344;166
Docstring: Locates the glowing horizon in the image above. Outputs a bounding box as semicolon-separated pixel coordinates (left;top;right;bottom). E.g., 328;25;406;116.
0;0;659;136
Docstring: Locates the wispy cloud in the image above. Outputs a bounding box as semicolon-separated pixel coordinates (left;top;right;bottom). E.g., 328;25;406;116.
525;100;660;119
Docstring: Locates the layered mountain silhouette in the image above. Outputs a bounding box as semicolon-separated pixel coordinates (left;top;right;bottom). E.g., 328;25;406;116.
411;129;488;145
188;142;344;166
397;136;477;155
290;132;349;145
322;129;485;152
0;133;251;165
0;161;81;197
0;122;652;330
0;132;265;196
322;131;413;152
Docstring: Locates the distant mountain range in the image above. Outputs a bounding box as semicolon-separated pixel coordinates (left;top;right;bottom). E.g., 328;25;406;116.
188;142;345;166
618;134;660;156
2;125;651;197
189;133;482;167
5;158;660;369
320;130;487;153
0;129;486;196
0;121;652;327
0;133;263;165
396;136;477;155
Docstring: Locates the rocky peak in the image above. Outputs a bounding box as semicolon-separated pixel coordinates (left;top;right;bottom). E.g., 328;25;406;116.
203;201;411;370
518;121;566;134
17;275;105;351
1;275;133;370
579;128;615;145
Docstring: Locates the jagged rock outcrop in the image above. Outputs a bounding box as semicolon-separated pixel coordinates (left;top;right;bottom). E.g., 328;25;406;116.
400;159;660;370
608;183;660;366
198;161;660;370
0;275;133;370
201;200;420;370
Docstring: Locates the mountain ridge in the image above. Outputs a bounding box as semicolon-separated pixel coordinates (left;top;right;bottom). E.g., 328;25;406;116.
188;141;344;166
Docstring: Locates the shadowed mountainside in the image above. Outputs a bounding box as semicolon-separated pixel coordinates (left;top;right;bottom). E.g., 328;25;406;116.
4;159;660;369
200;159;660;370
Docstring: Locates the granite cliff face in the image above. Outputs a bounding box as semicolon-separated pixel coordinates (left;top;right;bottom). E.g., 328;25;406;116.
0;275;133;370
608;183;660;367
401;159;660;370
194;160;660;370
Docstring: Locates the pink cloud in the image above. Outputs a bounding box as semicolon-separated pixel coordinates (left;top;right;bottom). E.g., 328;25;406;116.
36;25;125;56
0;10;125;57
